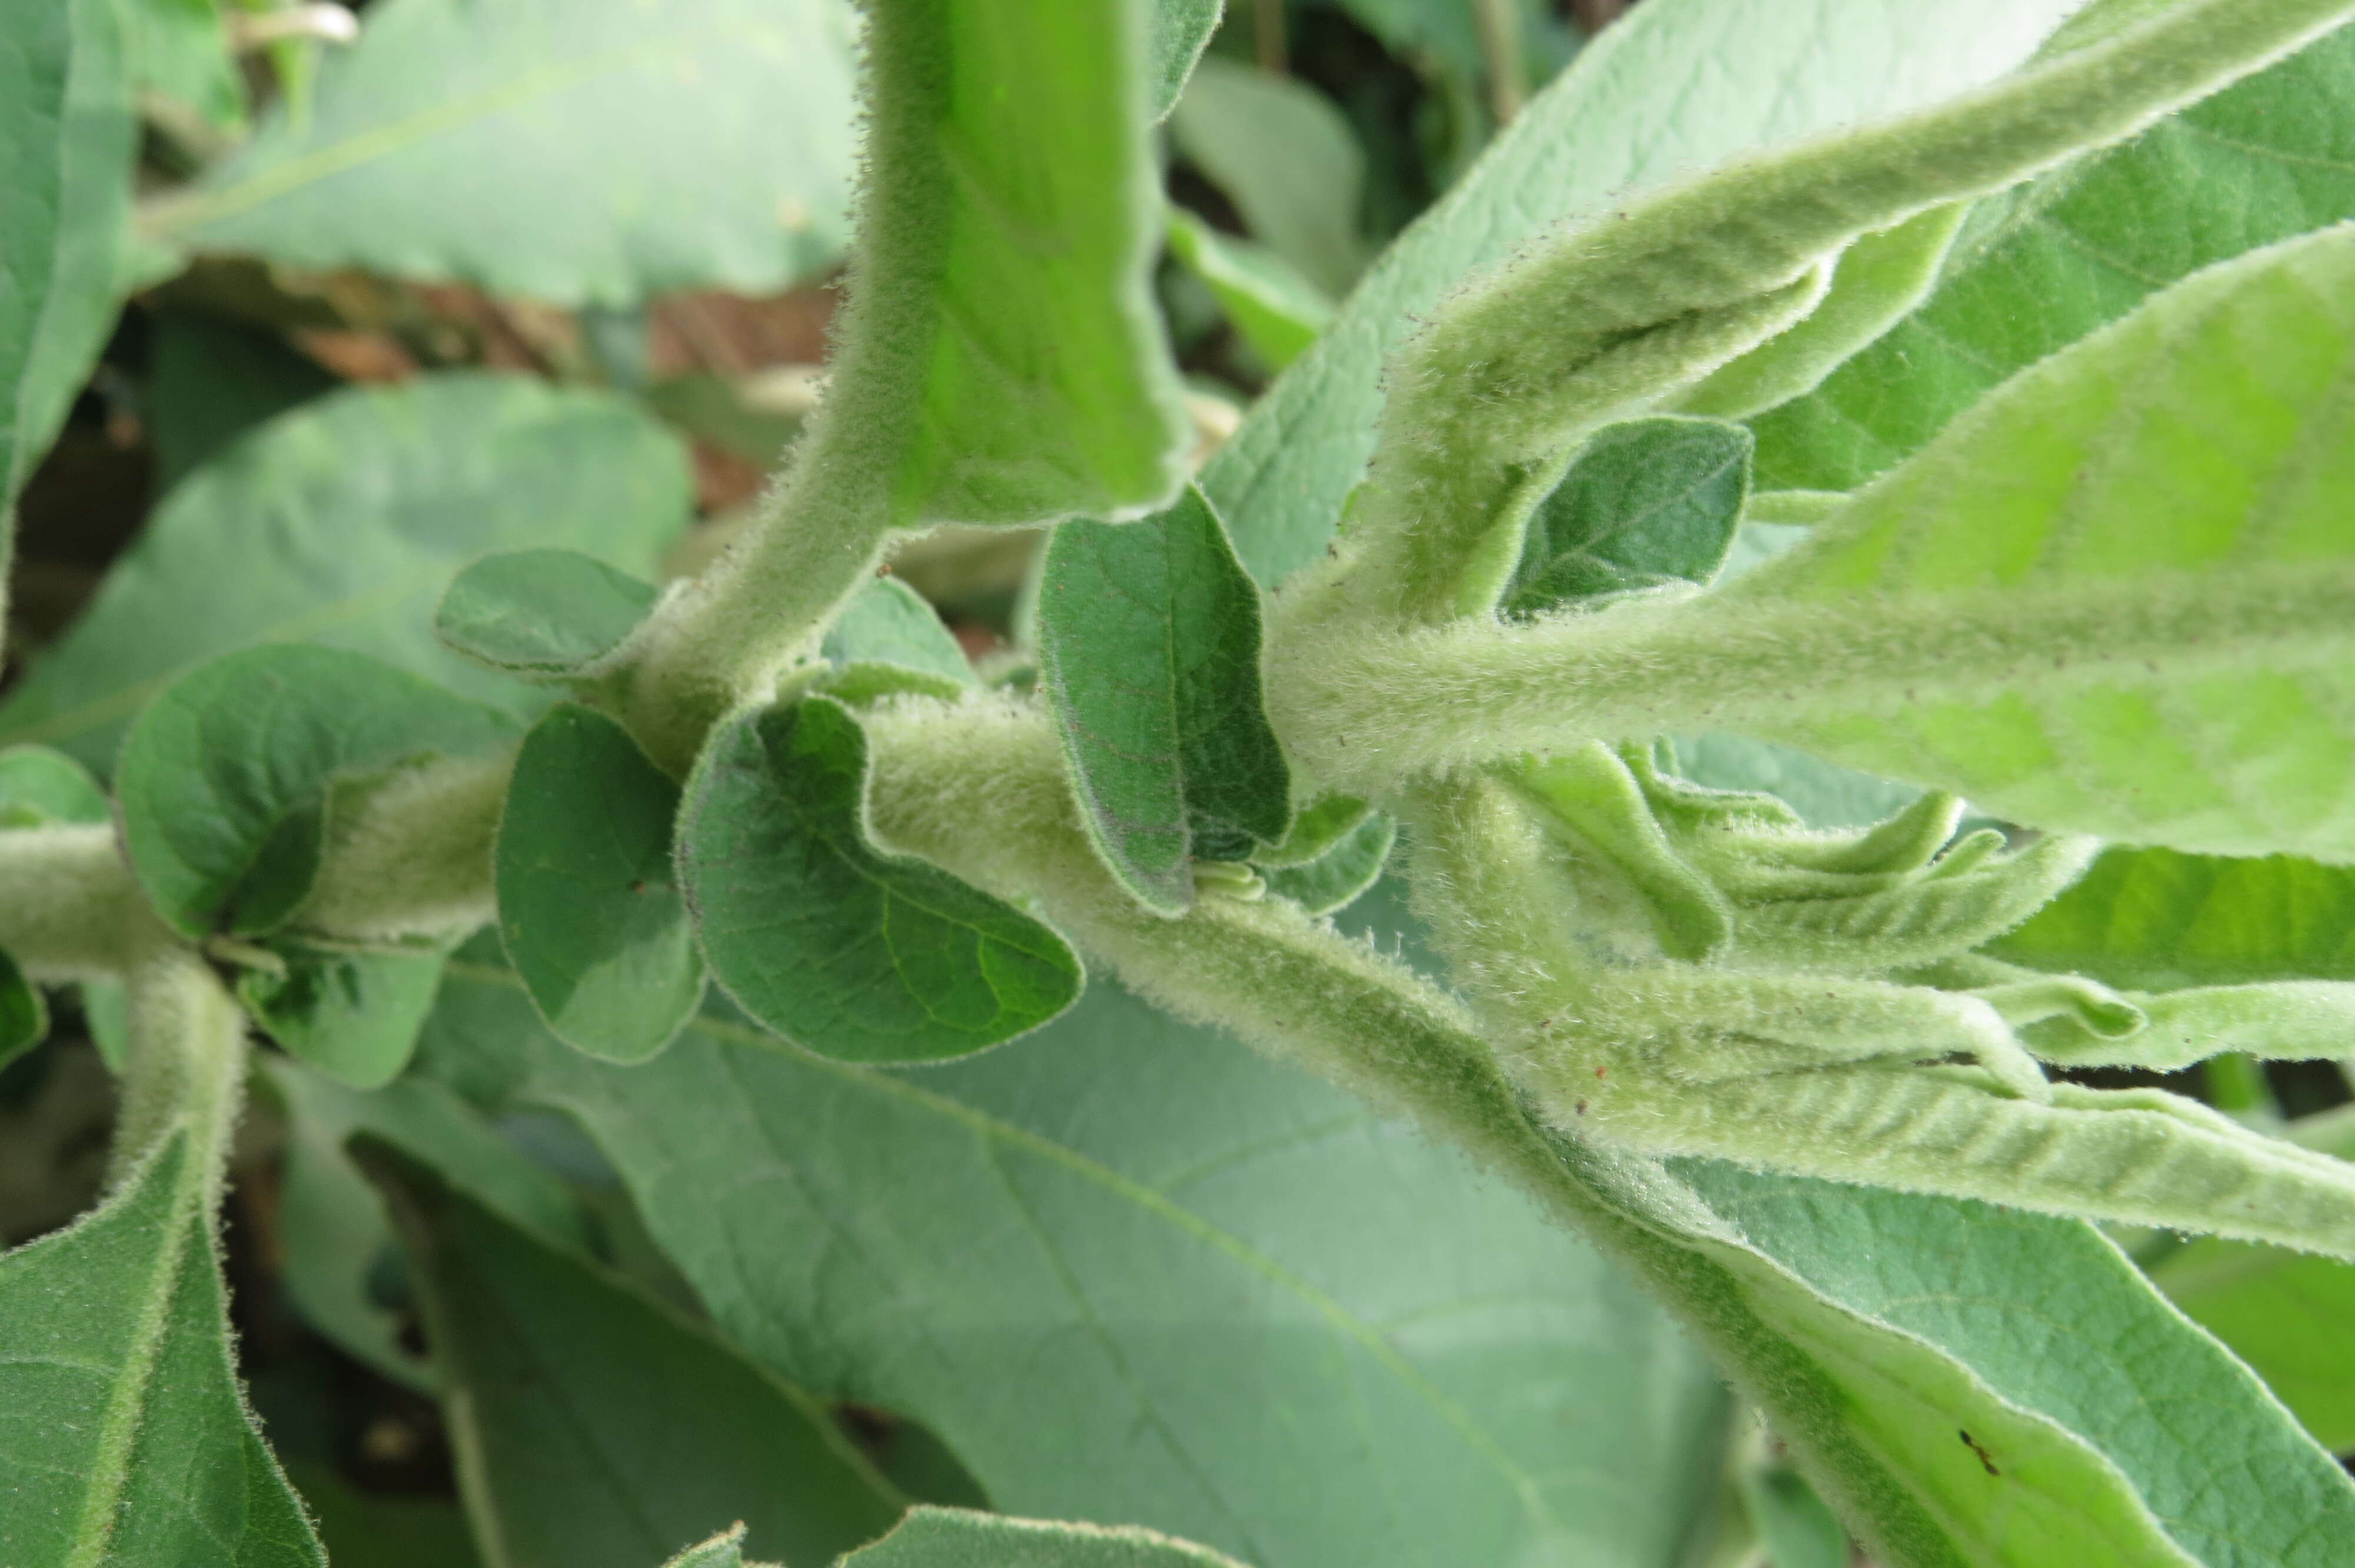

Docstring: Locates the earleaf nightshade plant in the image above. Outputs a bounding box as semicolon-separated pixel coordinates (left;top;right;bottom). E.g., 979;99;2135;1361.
9;0;2355;1564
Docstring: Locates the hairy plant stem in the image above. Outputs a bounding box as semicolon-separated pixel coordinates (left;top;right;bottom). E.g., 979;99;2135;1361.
107;951;247;1211
0;826;177;982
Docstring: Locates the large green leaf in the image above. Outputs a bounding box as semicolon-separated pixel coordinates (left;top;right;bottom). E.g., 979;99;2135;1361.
0;1135;324;1566
1;0;135;506
0;373;689;770
145;0;861;306
497;703;703;1064
1200;0;2101;584
1754;22;2355;492
1038;487;1291;912
842;1508;1246;1568
679;697;1082;1064
1716;225;2355;859
1991;847;2355;989
144;313;338;494
115;645;518;938
413;955;1730;1568
354;1137;907;1568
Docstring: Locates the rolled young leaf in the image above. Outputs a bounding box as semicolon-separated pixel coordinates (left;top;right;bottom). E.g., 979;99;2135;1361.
1039;485;1291;913
679;696;1082;1062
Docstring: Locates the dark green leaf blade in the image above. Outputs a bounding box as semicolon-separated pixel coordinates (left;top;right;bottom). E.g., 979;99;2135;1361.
1039;486;1290;912
844;1507;1246;1567
117;645;518;937
414;955;1729;1568
0;1132;326;1566
681;697;1080;1062
1755;23;2355;493
239;946;446;1089
0;374;691;771
1;0;136;505
498;704;702;1064
352;1137;905;1568
1989;847;2355;991
1504;417;1753;616
436;550;660;681
0;946;45;1068
0;743;109;827
148;0;861;306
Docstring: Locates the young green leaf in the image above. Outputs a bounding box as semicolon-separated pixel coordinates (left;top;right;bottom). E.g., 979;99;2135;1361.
1757;21;2355;493
818;575;977;702
497;704;703;1064
1990;848;2355;990
1146;0;1223;119
262;1052;590;1394
1168;57;1367;297
1039;486;1291;913
416;954;1730;1568
0;0;135;508
117;645;518;938
0;946;45;1069
142;0;861;305
1166;208;1332;373
239;945;446;1090
663;1526;774;1568
353;1137;907;1568
680;696;1082;1063
1203;0;2141;584
0;743;109;828
0;374;690;771
1501;417;1752;617
1259;811;1395;916
435;550;661;682
843;1508;1246;1568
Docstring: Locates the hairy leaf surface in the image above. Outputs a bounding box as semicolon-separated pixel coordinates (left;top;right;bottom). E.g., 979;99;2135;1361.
356;1138;905;1568
1503;418;1752;616
436;550;660;681
147;0;861;305
414;958;1729;1568
0;375;688;770
681;697;1081;1062
498;704;702;1064
1146;0;1223;118
117;645;517;938
844;1508;1247;1568
1039;487;1291;912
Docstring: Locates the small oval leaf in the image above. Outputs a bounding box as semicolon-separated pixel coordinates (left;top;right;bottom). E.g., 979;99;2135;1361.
435;549;661;680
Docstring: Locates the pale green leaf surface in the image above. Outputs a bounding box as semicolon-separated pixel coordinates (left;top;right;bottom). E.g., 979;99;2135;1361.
413;956;1730;1568
240;946;446;1090
1676;1160;2355;1567
0;374;690;771
148;0;860;305
680;697;1081;1063
354;1137;905;1568
1726;225;2355;859
498;704;702;1064
2150;1222;2355;1452
0;946;43;1068
1991;847;2355;990
261;1054;589;1395
1039;487;1291;912
1261;811;1395;915
844;1508;1246;1568
1169;58;1367;297
436;550;660;681
820;576;976;690
1503;417;1752;616
0;743;108;828
2;0;136;506
1756;22;2355;492
116;645;518;938
0;1132;325;1567
1165;209;1332;374
144;313;339;493
1147;0;1223;119
1202;0;2104;584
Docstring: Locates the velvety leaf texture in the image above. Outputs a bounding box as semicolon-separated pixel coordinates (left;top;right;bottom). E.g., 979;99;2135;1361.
415;955;1729;1568
680;696;1082;1063
148;0;861;305
1146;0;1222;119
1040;486;1291;912
844;1508;1248;1568
1754;21;2355;493
0;374;690;771
117;645;518;937
1504;417;1753;616
0;1134;326;1567
354;1138;905;1568
436;550;660;680
497;703;704;1064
